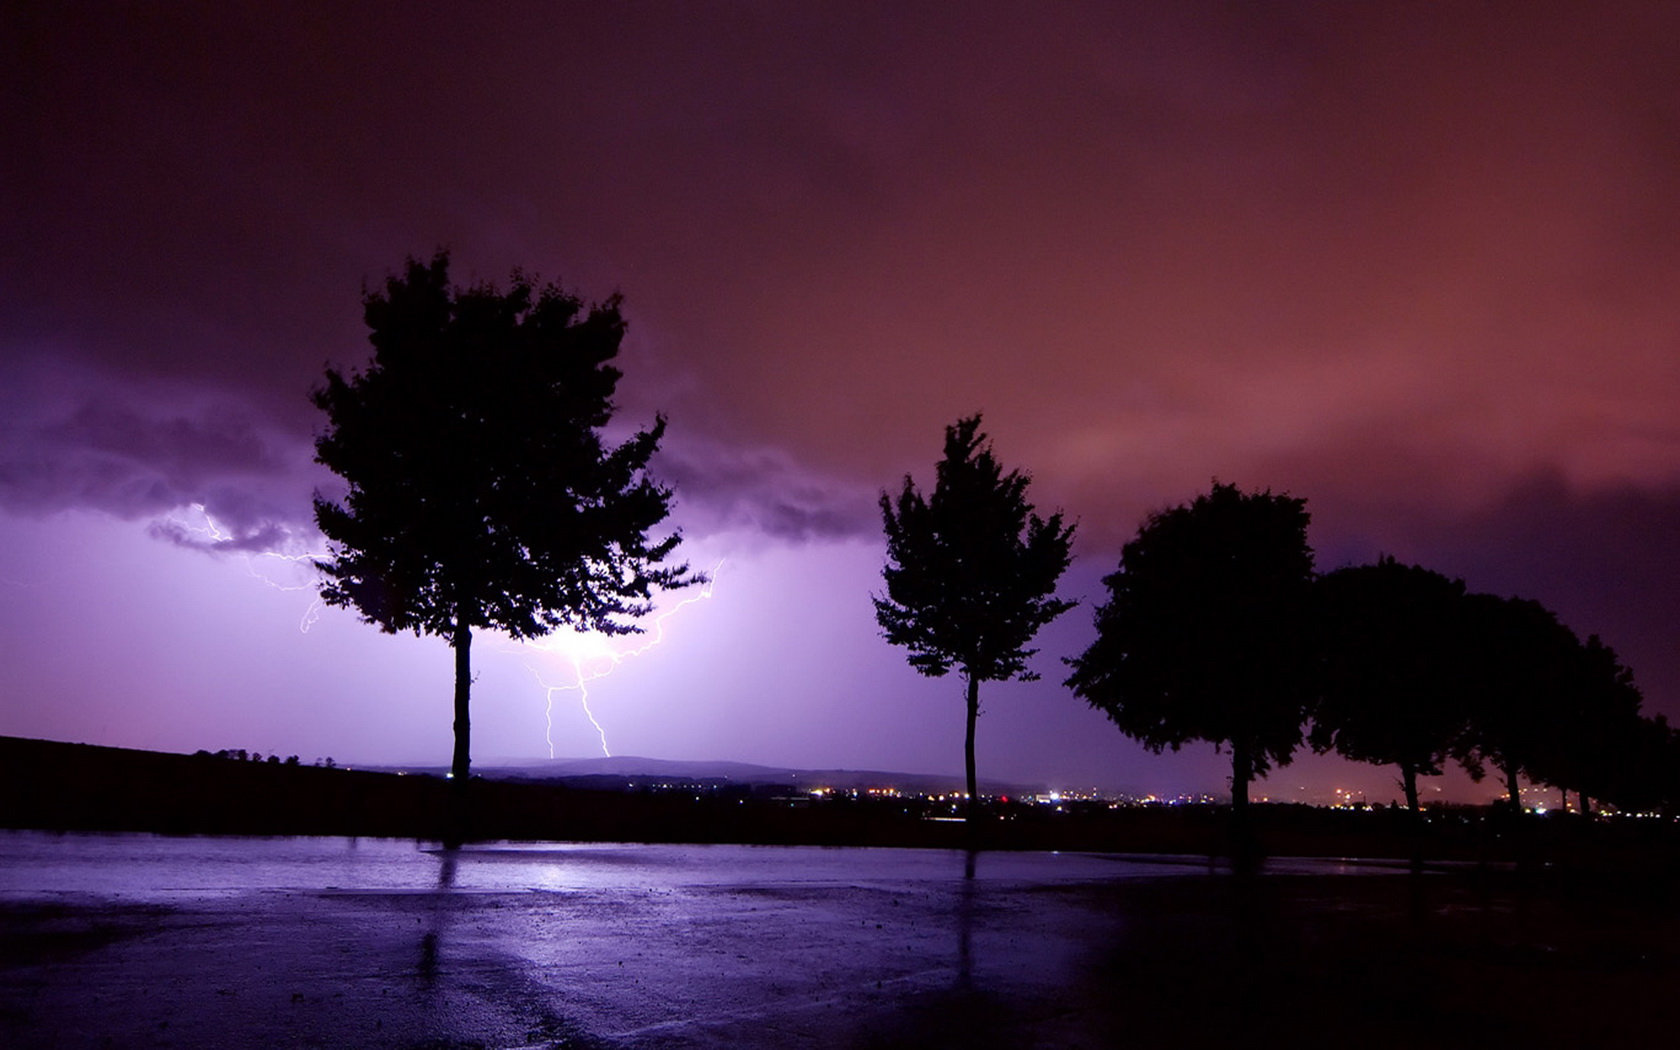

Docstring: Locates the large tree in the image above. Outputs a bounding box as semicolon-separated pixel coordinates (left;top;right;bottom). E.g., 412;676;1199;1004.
1312;557;1472;819
1603;713;1680;818
1452;593;1581;810
312;252;697;802
1526;633;1644;815
1065;482;1318;841
875;415;1075;826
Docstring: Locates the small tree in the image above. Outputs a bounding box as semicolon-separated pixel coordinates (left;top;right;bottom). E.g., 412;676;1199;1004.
1312;557;1472;819
1066;482;1317;854
313;252;697;808
874;415;1075;826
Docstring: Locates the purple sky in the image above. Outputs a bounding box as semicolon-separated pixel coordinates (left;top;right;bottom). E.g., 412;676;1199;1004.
5;1;1680;802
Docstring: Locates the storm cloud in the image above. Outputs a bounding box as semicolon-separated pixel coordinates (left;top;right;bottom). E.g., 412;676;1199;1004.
5;1;1679;792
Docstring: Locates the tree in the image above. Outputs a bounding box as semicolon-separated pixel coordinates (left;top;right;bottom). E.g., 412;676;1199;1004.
312;252;697;805
1604;713;1680;817
874;415;1076;826
1452;593;1579;810
1525;633;1644;815
1065;482;1317;845
1311;557;1472;819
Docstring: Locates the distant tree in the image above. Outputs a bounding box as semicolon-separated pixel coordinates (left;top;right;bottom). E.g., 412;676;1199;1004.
874;415;1076;826
313;252;698;805
1605;713;1680;817
1311;558;1471;819
1066;482;1317;854
1526;633;1644;815
1453;593;1580;810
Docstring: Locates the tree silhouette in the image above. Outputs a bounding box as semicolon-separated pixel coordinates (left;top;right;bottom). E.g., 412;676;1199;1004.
1605;713;1680;817
312;252;697;811
1066;482;1317;856
875;415;1075;826
1526;633;1644;815
1312;557;1471;819
1453;593;1579;810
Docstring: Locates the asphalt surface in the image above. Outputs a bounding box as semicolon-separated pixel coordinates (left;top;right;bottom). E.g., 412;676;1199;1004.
0;837;1184;1048
5;835;1679;1048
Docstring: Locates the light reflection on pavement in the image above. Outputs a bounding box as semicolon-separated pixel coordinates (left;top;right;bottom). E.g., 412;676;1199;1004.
0;832;1388;1048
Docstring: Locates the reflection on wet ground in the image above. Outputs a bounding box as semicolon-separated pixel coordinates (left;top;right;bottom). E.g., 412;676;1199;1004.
0;833;1209;898
2;832;1676;1048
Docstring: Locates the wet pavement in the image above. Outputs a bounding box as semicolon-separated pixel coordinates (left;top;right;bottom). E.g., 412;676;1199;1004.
12;833;1673;1048
0;833;1214;1049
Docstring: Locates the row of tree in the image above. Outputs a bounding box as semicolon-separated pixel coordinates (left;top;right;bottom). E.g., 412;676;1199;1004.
877;419;1679;828
308;255;1673;848
194;749;339;768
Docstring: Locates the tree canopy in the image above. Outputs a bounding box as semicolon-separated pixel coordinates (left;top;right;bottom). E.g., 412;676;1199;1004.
1451;593;1581;809
875;414;1075;824
1312;557;1472;816
312;252;697;796
1065;482;1317;822
1309;558;1666;820
1542;634;1645;813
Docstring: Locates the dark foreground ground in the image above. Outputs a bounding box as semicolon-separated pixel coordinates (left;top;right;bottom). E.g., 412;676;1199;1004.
6;735;1680;1047
3;849;1679;1049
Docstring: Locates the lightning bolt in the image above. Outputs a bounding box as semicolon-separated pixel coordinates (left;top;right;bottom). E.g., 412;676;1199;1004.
163;503;721;757
163;504;328;632
514;561;723;758
525;662;611;757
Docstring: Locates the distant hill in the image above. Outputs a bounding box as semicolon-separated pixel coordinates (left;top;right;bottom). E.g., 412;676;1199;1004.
420;755;1046;798
4;734;1618;863
0;735;1114;850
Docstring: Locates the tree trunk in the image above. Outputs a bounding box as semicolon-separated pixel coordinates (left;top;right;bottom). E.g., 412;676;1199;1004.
1230;737;1256;873
1579;791;1591;818
446;617;474;848
1230;738;1252;817
1503;761;1521;812
964;672;980;830
1400;761;1423;875
451;618;473;786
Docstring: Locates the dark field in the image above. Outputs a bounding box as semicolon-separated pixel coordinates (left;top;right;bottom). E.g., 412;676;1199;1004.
8;736;1679;867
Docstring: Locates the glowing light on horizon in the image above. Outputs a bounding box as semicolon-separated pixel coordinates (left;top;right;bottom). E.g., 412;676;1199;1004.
514;561;723;758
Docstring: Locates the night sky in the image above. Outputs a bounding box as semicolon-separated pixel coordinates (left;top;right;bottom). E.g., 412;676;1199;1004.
5;1;1679;802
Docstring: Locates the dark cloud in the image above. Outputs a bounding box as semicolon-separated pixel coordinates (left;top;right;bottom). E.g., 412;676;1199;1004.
41;399;285;485
0;353;876;555
655;439;877;545
0;356;318;551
